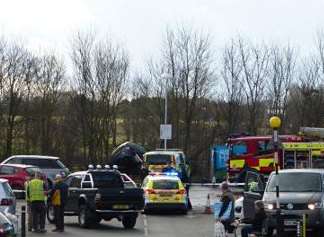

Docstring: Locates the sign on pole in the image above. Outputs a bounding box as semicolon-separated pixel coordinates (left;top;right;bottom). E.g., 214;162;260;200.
160;124;172;140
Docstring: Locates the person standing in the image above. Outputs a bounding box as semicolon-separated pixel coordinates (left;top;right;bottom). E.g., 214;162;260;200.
50;174;68;232
24;176;32;232
218;182;235;233
27;172;47;233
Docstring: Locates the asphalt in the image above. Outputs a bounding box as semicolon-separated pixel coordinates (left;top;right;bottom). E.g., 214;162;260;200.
18;186;241;237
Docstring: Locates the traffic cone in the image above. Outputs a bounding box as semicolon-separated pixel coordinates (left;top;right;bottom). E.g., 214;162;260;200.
204;194;212;214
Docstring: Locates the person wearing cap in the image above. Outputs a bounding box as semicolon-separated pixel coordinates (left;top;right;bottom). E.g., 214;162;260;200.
50;174;68;232
27;172;47;233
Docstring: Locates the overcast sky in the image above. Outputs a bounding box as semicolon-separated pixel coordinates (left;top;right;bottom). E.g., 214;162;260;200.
0;0;324;73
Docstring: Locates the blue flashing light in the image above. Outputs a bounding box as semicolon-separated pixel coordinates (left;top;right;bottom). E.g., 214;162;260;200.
164;172;179;177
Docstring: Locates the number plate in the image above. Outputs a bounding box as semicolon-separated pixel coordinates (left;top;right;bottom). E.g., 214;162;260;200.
284;220;298;226
159;193;173;197
113;204;129;209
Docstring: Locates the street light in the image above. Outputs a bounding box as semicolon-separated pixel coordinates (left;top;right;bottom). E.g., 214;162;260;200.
163;73;168;150
269;116;282;236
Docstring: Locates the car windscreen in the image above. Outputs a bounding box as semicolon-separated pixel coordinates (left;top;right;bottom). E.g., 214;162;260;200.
91;172;124;188
267;173;322;192
146;154;172;165
152;179;179;190
22;158;62;169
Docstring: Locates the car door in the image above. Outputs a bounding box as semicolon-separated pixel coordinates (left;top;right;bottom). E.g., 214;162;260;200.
243;171;265;220
65;175;82;213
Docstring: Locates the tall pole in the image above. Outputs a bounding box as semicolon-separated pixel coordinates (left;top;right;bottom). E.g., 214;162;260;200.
164;76;168;150
270;116;282;237
274;128;281;236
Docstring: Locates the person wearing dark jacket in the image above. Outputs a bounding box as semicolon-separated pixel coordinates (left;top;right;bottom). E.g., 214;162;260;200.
218;182;235;232
50;174;68;232
241;200;267;237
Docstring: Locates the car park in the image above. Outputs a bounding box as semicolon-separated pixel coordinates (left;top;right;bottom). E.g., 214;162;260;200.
0;164;46;190
1;155;69;184
47;165;144;229
142;173;188;214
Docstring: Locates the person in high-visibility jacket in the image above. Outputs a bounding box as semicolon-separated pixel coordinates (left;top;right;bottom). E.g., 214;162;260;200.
49;174;68;232
27;172;47;233
24;176;32;232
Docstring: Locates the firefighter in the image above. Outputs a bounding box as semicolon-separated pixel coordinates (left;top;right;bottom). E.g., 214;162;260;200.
50;174;68;232
27;172;47;233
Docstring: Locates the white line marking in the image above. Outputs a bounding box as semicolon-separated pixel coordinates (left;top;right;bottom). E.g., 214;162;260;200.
143;214;148;236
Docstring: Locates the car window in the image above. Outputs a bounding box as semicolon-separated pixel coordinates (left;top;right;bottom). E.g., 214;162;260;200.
21;158;61;169
145;154;172;165
1;182;14;197
25;167;42;176
178;153;185;164
84;175;91;182
91;172;123;188
70;176;82;188
153;179;179;189
267;173;322;192
0;166;16;175
6;158;21;164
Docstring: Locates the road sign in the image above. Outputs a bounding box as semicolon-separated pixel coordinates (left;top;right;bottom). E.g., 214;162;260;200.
160;124;172;140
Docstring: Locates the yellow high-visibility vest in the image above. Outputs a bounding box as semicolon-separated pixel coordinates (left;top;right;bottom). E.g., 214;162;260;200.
28;179;45;202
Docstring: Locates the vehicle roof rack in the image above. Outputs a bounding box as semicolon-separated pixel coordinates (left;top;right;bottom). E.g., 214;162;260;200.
155;148;183;151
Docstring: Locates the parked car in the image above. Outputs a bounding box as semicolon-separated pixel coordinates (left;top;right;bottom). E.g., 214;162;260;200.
1;155;69;183
47;166;145;229
0;211;15;237
0;164;46;190
0;179;16;215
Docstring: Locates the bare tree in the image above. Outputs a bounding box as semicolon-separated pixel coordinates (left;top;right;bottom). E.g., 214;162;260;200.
35;54;65;154
267;45;296;130
221;39;244;134
238;38;270;134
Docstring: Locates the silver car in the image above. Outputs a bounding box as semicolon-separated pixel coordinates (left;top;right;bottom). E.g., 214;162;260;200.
263;169;324;235
1;155;69;185
0;178;16;215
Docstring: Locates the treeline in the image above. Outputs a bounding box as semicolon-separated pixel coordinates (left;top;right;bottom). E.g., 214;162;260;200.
1;28;324;178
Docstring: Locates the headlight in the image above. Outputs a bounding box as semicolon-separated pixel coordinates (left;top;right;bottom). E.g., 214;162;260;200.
308;203;321;210
266;204;274;210
308;204;315;210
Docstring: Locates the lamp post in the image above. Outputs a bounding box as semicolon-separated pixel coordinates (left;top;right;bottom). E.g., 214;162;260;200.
162;73;168;150
269;116;282;236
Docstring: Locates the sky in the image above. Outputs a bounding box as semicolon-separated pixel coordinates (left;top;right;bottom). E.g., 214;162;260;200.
0;0;324;74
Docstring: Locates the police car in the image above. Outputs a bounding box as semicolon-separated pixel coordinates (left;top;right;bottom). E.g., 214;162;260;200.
142;173;188;214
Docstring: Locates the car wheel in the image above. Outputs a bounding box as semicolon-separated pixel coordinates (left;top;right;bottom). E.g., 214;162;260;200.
78;205;94;228
46;204;55;224
122;215;137;229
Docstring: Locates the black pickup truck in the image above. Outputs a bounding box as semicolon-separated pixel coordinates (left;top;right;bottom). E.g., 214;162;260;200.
48;168;144;229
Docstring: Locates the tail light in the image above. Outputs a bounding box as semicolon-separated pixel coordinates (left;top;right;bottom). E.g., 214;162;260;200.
177;189;186;195
145;189;156;195
1;199;13;206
